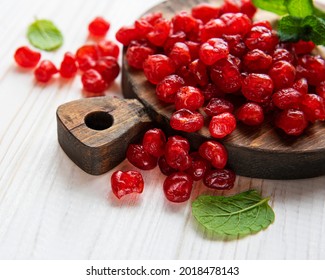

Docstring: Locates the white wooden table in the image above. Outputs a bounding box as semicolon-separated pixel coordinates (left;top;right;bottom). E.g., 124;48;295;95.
0;0;325;260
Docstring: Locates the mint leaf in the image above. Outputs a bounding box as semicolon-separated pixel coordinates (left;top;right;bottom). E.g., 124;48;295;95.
302;15;325;45
252;0;288;15
27;19;63;51
287;0;313;18
278;16;303;42
192;190;275;237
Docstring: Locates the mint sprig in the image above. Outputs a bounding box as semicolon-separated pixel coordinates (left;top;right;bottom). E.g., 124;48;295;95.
253;0;325;45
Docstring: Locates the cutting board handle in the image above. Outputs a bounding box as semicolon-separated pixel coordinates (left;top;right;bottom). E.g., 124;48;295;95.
56;97;152;175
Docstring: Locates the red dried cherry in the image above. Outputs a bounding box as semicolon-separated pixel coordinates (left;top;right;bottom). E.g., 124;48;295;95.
170;109;204;133
76;45;99;71
245;26;279;53
60;52;78;78
142;128;166;157
126;144;157;170
94;56;120;85
163;172;193;203
275;109;308;136
14;46;41;68
203;169;236;190
34;60;58;83
165;136;191;171
268;60;296;90
115;26;141;46
200;19;226;42
126;44;154;70
296;55;325;86
293;78;308;95
187;152;210;181
143;54;175;85
210;57;242;93
172;11;198;34
300;94;325;122
220;12;252;36
204;98;234;116
97;40;119;59
163;31;186;54
201;83;225;100
188;59;208;87
222;34;247;58
199;38;229;66
236;102;264;126
158;156;176;176
199;141;228;169
191;3;220;23
175;86;204;111
156;75;185;103
169;42;191;68
272;48;294;64
209;112;237;138
272;88;303;110
147;18;171;46
81;69;107;94
243;49;272;73
241;73;274;103
292;40;315;55
316;81;325;100
88;17;110;37
111;170;144;199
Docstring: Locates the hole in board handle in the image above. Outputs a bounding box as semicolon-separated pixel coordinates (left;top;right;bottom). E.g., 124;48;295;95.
84;111;114;131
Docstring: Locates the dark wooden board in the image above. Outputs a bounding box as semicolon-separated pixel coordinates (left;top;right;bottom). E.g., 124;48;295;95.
57;97;152;175
122;0;325;179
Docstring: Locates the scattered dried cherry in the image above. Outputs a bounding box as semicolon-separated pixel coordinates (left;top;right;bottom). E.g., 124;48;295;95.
199;141;228;169
34;60;58;83
126;144;157;170
14;46;41;68
165;136;191;171
97;40;119;59
243;49;272;73
142;128;166;157
158;156;176;176
203;169;236;190
60;52;78;78
94;56;120;85
88;17;110;37
81;69;107;94
163;172;193;203
187;152;210;181
111;170;144;199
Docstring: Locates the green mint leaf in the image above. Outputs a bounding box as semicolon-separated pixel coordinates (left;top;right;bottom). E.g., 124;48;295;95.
252;0;288;15
192;190;275;237
278;15;303;42
287;0;313;18
27;19;63;51
302;15;325;45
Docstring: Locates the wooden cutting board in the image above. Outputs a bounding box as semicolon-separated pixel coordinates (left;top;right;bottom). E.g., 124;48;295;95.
57;0;325;179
